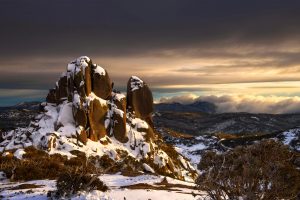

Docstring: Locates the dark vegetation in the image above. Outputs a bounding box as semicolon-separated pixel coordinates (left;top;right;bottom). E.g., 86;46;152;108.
196;140;300;200
0;144;190;182
0;147;111;198
10;184;42;190
120;176;195;191
0;147;142;181
0;147;95;181
48;171;108;199
218;131;281;148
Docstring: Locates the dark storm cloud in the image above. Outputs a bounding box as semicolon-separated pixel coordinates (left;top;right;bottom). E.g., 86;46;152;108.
1;0;300;94
1;0;300;58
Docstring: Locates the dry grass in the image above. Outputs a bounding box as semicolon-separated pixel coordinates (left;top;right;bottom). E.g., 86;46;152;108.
0;147;100;181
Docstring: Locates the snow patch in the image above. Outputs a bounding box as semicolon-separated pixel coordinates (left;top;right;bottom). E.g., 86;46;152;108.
94;65;106;76
57;102;75;127
86;92;107;107
130;76;144;91
14;149;26;159
143;163;155;173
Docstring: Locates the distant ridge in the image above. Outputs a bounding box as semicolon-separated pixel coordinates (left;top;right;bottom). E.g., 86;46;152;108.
155;101;216;114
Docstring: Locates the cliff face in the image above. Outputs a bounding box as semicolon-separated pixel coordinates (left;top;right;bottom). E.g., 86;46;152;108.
0;56;197;181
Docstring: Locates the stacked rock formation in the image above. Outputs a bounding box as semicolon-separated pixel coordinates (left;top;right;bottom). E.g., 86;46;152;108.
46;56;154;144
0;56;198;181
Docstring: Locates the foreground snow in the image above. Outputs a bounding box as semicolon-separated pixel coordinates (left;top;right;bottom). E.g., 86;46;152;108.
0;174;206;200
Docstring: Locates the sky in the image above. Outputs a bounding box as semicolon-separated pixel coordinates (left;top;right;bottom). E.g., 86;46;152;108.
1;0;300;113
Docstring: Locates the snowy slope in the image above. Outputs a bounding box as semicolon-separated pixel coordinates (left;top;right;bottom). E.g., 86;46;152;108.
0;174;206;200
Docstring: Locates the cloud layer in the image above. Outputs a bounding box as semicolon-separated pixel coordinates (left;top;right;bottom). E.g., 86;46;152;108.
158;94;300;114
0;0;300;107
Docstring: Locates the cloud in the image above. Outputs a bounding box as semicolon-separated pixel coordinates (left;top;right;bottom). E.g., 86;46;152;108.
158;94;199;105
1;0;300;102
158;94;300;114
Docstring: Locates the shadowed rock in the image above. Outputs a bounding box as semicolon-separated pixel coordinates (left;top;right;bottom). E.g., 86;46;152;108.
73;107;87;128
92;65;112;100
127;76;154;127
77;129;88;145
73;70;86;98
67;73;74;102
58;75;68;101
46;89;57;103
111;93;128;143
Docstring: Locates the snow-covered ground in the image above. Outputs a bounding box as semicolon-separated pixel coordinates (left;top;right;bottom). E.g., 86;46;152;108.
281;128;300;152
175;140;207;168
0;174;206;200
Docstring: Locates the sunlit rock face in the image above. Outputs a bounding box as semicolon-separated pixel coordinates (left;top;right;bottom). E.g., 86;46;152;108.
46;57;154;143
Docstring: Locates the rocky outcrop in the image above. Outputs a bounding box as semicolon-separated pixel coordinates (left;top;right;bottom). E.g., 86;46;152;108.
46;89;56;103
127;76;154;128
92;65;112;100
87;97;108;141
45;57;154;143
110;93;128;143
0;56;197;181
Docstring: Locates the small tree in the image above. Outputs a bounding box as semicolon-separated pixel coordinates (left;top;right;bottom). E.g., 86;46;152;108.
196;140;300;200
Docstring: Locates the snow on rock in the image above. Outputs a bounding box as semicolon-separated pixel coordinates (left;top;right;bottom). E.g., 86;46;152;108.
114;93;125;101
77;56;90;69
94;65;106;76
57;102;75;126
130;76;144;91
73;92;81;107
14;149;26;159
131;118;149;129
143;163;155;173
86;92;107;107
154;150;169;168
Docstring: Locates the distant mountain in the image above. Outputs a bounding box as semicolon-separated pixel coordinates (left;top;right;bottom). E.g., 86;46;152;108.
155;101;217;114
0;101;41;111
154;111;300;136
0;102;41;130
